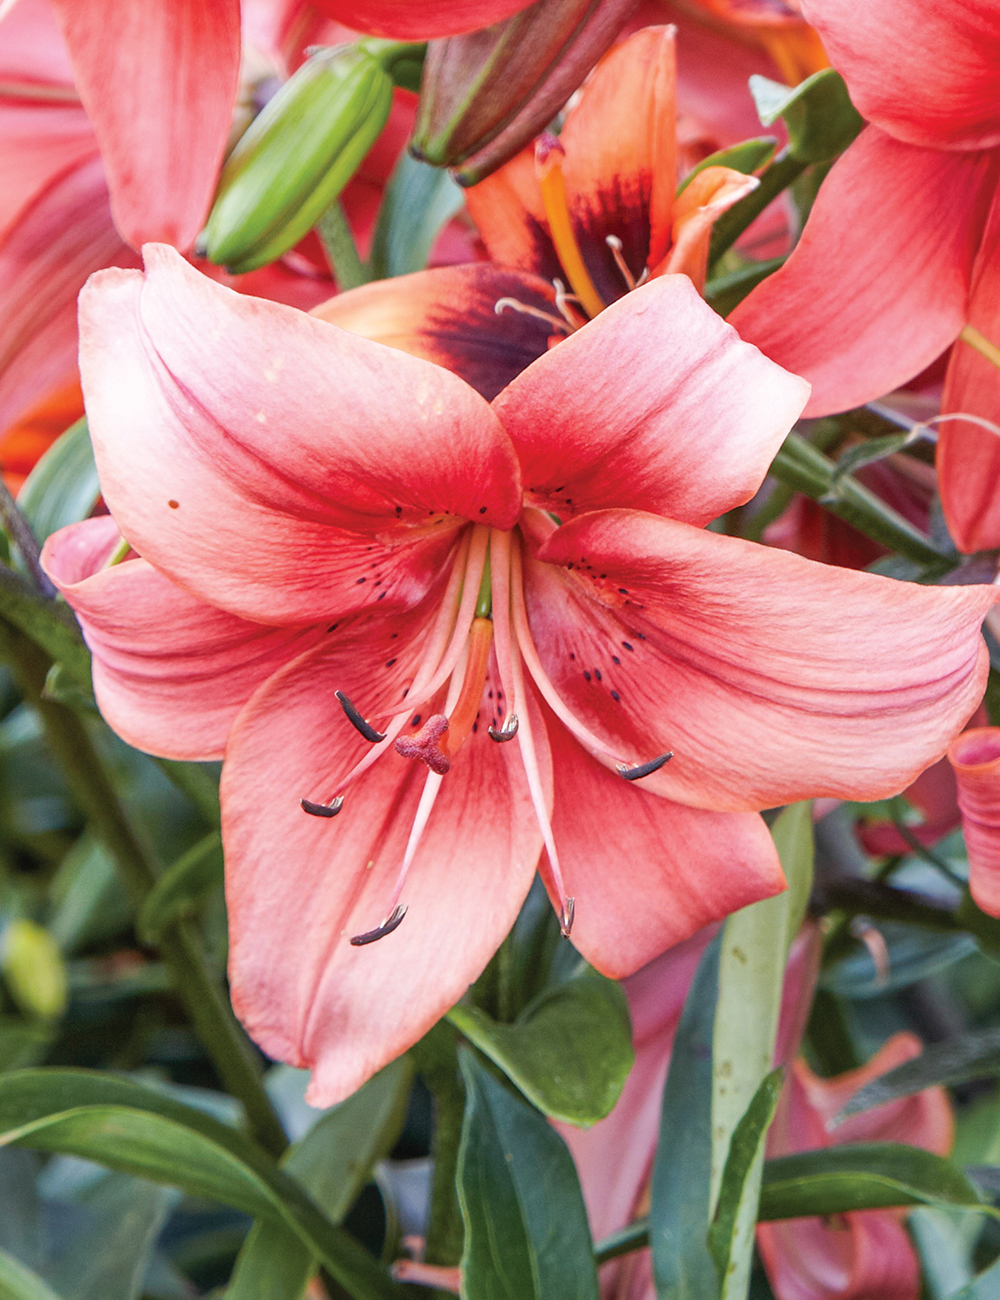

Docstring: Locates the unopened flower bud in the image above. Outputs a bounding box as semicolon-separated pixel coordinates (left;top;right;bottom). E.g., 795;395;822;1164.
1;919;67;1021
411;0;639;185
202;42;396;274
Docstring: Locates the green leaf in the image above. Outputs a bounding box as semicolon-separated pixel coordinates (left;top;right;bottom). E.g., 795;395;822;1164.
676;137;777;194
0;1248;61;1300
945;1254;1000;1298
50;1175;172;1300
650;933;721;1300
704;257;784;318
448;970;632;1126
827;431;922;492
368;151;465;281
16;420;99;547
48;834;131;956
136;832;223;943
456;1050;600;1300
759;1144;991;1219
909;1207;976;1300
0;566;91;689
708;1069;783;1291
228;1057;414;1300
0;1070;403;1300
749;69;864;163
821;924;976;999
837;1027;1000;1123
710;804;813;1298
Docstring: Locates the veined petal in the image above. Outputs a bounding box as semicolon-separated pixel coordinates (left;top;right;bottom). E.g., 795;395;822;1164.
492;275;809;524
0;103;97;243
938;189;1000;553
802;0;1000;151
464;146;553;279
312;264;555;400
731;129;998;417
309;0;537;39
0;0;75;86
949;727;1000;917
80;245;521;625
222;613;541;1105
49;0;241;251
41;517;325;762
532;510;995;811
542;716;785;978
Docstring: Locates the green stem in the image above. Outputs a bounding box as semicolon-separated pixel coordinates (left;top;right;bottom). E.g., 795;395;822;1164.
708;147;807;266
412;1022;466;1271
317;200;369;290
770;433;954;568
0;621;287;1158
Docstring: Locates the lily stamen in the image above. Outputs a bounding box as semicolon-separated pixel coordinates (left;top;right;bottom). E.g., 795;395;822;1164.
535;133;606;319
606;234;637;291
488;714;519;742
494;297;573;334
350;902;408;947
617;752;674;781
300;796;344;817
335;690;387;743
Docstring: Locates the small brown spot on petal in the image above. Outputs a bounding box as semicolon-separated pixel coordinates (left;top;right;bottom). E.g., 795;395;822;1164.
168;500;179;509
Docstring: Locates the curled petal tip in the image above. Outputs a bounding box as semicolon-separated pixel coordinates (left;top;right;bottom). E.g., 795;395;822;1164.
350;903;408;947
488;713;519;742
617;751;673;782
335;690;387;743
300;796;344;818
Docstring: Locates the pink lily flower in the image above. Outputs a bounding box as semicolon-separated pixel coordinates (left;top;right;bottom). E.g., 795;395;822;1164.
758;1034;953;1300
948;727;1000;916
729;0;1000;554
42;246;996;1103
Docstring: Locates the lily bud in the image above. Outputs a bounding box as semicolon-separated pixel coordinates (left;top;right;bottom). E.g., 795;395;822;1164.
201;42;396;274
411;0;639;185
1;919;67;1021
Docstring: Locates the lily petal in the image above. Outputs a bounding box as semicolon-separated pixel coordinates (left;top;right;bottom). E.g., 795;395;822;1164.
802;0;1000;151
542;714;784;978
79;245;521;625
532;510;995;811
937;192;1000;554
493;274;808;524
222;611;541;1105
310;0;537;40
312;264;556;400
41;517;325;762
731;128;997;417
948;727;1000;917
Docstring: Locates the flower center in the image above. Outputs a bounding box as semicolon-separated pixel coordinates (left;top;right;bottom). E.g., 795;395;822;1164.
299;523;672;946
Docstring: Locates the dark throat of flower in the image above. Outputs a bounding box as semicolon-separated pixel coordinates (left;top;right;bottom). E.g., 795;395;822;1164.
300;524;672;947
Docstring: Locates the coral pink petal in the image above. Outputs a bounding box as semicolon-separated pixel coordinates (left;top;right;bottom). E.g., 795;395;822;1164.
464;147;555;280
938;189;1000;554
531;511;995;811
542;715;784;977
557;25;678;299
79;245;520;625
222;616;541;1105
949;727;1000;916
312;264;556;401
493;275;808;525
802;0;1000;151
0;103;98;242
0;153;136;448
731;129;997;417
758;1208;921;1300
41;517;325;762
309;0;536;39
0;0;75;86
49;0;241;251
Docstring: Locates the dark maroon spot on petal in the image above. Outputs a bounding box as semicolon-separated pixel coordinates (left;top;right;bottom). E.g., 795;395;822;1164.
583;671;591;682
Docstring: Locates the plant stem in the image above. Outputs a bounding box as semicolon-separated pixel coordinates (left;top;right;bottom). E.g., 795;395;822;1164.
412;1022;465;1272
770;433;954;568
0;621;287;1158
708;147;807;266
317;200;369;290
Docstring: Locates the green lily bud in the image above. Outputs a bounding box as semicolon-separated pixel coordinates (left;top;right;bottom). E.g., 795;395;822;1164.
411;0;638;186
202;41;397;274
1;919;67;1021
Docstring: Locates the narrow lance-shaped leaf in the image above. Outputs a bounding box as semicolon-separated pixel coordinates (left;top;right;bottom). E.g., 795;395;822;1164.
650;932;722;1300
137;832;224;943
457;1049;600;1300
448;968;633;1126
749;69;864;164
0;1247;61;1300
368;151;465;281
710;803;813;1300
17;420;100;547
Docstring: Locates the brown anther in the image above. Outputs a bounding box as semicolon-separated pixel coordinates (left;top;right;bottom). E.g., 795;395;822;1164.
488;714;519;742
395;714;451;775
300;796;344;818
350;903;408;946
336;690;386;743
617;751;673;782
560;897;576;938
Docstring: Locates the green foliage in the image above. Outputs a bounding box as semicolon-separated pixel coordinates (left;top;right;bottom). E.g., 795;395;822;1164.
456;1050;599;1300
448;966;633;1126
749;69;864;164
17;421;99;547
